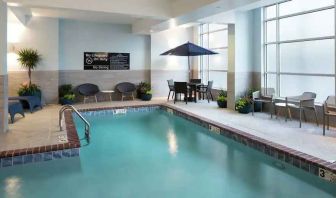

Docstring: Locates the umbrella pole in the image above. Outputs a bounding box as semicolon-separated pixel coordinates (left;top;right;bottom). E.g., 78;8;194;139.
188;56;191;80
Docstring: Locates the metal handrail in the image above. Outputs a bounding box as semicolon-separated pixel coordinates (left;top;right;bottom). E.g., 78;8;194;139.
59;105;91;143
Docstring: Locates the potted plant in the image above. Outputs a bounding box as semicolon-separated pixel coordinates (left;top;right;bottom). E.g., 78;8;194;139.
59;84;75;105
235;97;251;114
17;48;42;99
141;90;152;101
137;82;152;101
217;90;227;108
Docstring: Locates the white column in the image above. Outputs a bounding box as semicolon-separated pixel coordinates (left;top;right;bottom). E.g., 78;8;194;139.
227;24;236;110
0;1;8;132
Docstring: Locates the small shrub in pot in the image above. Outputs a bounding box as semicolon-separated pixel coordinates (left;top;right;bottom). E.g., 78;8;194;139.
217;90;227;108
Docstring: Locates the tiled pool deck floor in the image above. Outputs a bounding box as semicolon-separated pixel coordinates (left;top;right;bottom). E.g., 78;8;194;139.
1;99;336;163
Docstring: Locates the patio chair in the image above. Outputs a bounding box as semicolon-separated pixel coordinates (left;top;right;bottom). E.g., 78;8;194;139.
8;101;25;123
167;79;175;101
197;81;213;103
116;82;136;101
323;96;336;135
174;82;188;104
274;92;318;128
78;83;100;103
252;88;275;117
9;96;42;113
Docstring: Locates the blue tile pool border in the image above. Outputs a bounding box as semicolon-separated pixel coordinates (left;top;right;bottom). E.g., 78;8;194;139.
0;148;80;168
0;110;81;168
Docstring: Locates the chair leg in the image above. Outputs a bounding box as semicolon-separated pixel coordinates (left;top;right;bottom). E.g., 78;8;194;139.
185;93;187;104
313;108;319;126
252;101;255;116
121;95;124;101
327;115;330;130
172;92;175;99
206;92;210;103
299;108;302;128
303;109;307;122
168;91;171;101
95;95;98;103
210;92;214;101
287;107;292;121
323;114;326;136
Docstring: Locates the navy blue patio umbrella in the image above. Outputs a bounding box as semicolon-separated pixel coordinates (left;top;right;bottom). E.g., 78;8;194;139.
160;41;218;80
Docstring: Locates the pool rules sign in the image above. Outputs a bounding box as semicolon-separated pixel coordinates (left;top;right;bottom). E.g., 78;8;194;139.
84;52;130;70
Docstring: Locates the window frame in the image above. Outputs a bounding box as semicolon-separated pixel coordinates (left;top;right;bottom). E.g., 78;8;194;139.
199;23;228;89
262;1;336;102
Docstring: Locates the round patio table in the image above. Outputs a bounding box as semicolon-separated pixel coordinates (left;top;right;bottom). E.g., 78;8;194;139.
101;90;115;101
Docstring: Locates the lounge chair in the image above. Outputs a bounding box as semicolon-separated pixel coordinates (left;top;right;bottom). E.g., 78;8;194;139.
274;92;318;128
8;101;25;123
323;96;336;135
9;96;42;113
78;83;100;103
252;88;275;117
115;82;136;101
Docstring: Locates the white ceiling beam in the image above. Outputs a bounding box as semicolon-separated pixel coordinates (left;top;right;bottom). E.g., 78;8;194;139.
8;6;32;25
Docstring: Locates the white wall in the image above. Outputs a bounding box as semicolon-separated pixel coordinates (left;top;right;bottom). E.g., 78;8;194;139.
7;12;59;71
150;27;193;97
151;27;192;71
59;20;150;71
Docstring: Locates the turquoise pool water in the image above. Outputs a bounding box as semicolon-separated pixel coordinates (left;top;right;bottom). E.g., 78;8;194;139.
0;109;335;198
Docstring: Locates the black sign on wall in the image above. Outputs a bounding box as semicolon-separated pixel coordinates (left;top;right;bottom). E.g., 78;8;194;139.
84;52;130;70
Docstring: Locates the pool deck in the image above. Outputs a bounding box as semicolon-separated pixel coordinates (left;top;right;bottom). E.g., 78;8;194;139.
1;99;336;163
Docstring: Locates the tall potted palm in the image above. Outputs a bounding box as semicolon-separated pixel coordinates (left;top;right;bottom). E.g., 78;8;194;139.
17;48;42;98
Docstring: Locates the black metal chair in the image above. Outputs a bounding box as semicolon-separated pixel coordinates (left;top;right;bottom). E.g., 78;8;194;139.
174;82;188;104
116;82;136;101
197;81;213;103
78;83;100;103
167;79;175;101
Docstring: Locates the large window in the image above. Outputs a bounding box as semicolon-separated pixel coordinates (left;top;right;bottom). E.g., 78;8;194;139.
199;24;228;89
263;0;335;102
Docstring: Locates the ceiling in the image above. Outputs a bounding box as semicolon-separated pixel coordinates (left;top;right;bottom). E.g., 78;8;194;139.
5;0;285;34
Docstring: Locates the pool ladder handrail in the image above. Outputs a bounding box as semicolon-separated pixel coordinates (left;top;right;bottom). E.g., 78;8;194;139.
59;105;91;143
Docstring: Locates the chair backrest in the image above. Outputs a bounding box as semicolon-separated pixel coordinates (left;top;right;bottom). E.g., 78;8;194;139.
207;81;213;90
78;83;100;96
116;82;136;93
261;88;275;97
167;79;174;90
301;92;317;100
174;82;188;93
325;96;336;111
252;91;261;99
190;79;201;83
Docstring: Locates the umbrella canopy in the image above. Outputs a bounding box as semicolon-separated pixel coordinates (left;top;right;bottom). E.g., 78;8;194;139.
160;42;217;56
160;42;218;80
